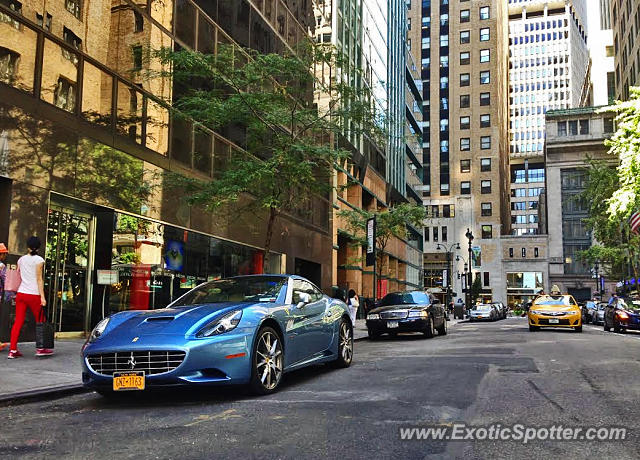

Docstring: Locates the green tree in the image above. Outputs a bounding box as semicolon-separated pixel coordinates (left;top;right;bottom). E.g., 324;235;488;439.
470;276;483;305
338;203;426;287
151;43;383;271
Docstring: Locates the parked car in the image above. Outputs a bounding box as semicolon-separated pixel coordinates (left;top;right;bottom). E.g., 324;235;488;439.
82;275;353;396
366;291;447;339
591;303;606;325
492;301;507;319
528;294;582;332
469;304;498;321
582;300;598;323
604;300;640;333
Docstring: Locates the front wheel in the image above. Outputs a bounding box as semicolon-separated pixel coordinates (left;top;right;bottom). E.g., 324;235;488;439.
333;319;353;368
437;316;447;336
603;320;610;332
249;327;284;395
574;325;582;332
529;324;538;332
423;318;434;338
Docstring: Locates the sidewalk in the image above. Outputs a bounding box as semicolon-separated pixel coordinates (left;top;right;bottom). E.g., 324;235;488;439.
0;339;85;404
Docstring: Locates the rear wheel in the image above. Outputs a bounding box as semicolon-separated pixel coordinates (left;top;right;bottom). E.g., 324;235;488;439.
437;316;447;336
613;322;623;333
249;327;283;395
423;318;434;338
332;319;353;368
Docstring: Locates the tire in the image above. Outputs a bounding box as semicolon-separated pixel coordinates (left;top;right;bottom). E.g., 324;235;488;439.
613;322;622;333
437;316;447;336
603;320;610;332
332;318;353;368
529;324;538;332
249;326;284;395
367;328;381;340
574;325;582;332
423;318;434;338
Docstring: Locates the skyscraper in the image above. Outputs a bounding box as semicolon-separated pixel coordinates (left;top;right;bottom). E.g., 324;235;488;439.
611;0;640;100
507;0;589;236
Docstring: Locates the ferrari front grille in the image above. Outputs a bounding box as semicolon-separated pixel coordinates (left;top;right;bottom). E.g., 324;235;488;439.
86;350;186;376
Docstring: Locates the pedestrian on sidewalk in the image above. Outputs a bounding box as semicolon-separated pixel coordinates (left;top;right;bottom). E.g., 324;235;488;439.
347;289;359;325
0;243;8;351
8;236;53;359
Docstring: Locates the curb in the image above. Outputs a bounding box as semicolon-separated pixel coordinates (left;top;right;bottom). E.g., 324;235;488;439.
0;383;89;407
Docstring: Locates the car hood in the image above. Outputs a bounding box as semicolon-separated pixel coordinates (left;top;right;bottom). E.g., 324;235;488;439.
99;302;258;339
369;304;427;314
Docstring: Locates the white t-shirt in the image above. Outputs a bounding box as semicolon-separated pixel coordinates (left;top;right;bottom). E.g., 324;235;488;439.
17;254;45;295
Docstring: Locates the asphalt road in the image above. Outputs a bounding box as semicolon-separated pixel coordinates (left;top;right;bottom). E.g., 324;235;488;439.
2;318;640;460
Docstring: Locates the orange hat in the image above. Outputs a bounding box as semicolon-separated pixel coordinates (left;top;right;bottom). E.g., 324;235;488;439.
0;243;7;253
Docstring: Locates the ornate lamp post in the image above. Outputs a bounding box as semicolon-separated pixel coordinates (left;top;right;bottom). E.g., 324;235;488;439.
465;228;474;310
436;242;460;309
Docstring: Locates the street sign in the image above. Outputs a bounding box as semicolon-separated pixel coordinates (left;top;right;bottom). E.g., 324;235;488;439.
442;269;448;287
366;217;376;266
97;269;119;285
472;246;482;268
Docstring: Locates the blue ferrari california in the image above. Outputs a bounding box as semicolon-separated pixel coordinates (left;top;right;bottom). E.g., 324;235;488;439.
82;275;354;395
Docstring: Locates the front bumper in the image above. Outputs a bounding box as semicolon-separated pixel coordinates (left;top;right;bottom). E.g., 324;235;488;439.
469;315;492;321
366;317;429;333
81;329;254;391
528;313;581;328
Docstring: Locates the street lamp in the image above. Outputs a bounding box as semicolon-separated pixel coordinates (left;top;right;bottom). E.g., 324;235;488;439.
436;242;460;309
465;228;474;310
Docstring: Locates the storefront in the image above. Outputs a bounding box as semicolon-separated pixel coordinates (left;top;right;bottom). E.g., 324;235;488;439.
506;272;544;310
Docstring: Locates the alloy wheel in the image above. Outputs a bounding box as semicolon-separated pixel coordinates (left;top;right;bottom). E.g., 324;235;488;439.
255;330;283;390
340;322;353;364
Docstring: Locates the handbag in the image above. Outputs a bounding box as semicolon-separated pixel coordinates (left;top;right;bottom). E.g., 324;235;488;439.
4;267;20;292
35;306;55;349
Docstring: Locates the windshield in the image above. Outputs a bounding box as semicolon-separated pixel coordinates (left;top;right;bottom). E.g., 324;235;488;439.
174;276;288;306
380;292;430;306
475;305;492;311
534;295;571;306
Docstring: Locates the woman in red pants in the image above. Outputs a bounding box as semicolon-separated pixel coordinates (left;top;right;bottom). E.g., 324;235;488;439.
8;236;53;358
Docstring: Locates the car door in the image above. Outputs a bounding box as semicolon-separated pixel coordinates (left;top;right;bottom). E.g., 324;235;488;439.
290;279;329;363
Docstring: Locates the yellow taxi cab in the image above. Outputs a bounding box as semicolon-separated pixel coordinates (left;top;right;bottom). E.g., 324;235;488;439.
528;289;582;332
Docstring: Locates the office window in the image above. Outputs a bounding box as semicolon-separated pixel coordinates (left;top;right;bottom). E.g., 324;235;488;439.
460;116;470;129
460;94;470;108
604;117;614;133
480;136;491;149
408;18;411;30
509;248;514;258
440;34;449;47
483;272;490;287
534;247;539;258
480;28;490;41
481;202;492;216
425;227;430;241
460;73;470;86
433;227;439;242
479;6;490;20
480;158;491;172
134;9;144;32
443;205;451;218
460;30;470;44
481;180;491;194
54;77;76;112
569;120;578;135
557;121;567;136
0;47;19;84
480;49;490;63
442;226;448;242
480;114;490;128
512;202;526;211
432;205;440;218
440;55;449;68
480;92;490;106
460;159;471;172
460;138;470;151
528;168;544;182
579;119;589;134
132;45;143;70
482;225;492;239
529;214;539;223
65;0;81;19
460;51;470;65
461;181;471;194
441;183;450;195
460;9;470;22
480;71;490;84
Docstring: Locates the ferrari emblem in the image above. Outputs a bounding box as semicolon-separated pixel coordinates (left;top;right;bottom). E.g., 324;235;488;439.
132;337;139;342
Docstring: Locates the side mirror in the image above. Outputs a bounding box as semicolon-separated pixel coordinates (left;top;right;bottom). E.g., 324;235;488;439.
296;292;311;308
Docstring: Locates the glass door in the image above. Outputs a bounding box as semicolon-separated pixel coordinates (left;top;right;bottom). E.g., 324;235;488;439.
45;206;95;333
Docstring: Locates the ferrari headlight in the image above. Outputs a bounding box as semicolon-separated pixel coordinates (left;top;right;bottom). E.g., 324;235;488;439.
89;317;110;343
367;314;380;320
408;310;428;318
197;310;243;337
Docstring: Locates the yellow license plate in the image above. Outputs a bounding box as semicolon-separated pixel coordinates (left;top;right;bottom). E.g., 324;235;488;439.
113;371;145;391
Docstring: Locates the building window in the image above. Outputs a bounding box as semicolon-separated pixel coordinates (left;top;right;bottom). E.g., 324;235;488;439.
443;204;455;218
0;0;21;28
480;71;490;84
509;248;514;258
481;202;492;216
460;51;470;65
480;136;491;149
433;227;439;242
569;120;578;135
557;121;567;136
441;183;450;195
460;116;470;129
483;272;490;287
460;94;470;108
461;181;471;194
442;226;448;242
479;6;490;20
481;180;491;194
65;0;81;19
604;117;614;133
522;248;527;258
460;159;471;172
511;188;526;197
528;168;545;183
480;49;490;63
425;227;429;242
579;119;589;134
512;201;526;211
132;45;143;70
480;114;490;128
134;9;144;32
460;73;470;86
460;9;470;22
480;28;490;41
54;77;76;112
0;47;19;84
482;225;492;239
460;138;470;151
440;34;449;47
440;55;449;68
480;92;490;106
534;247;539;258
480;158;491;172
460;30;470;44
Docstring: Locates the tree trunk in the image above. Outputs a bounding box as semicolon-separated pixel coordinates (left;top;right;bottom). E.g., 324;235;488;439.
262;206;278;273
